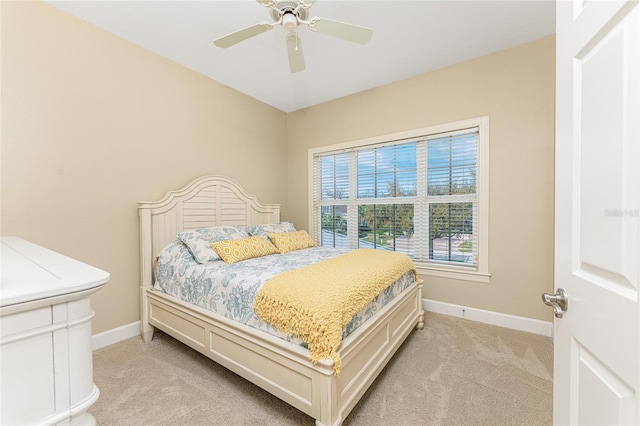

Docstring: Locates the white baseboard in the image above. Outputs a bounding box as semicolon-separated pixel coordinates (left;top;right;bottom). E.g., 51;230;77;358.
91;301;552;351
92;321;141;351
423;299;553;337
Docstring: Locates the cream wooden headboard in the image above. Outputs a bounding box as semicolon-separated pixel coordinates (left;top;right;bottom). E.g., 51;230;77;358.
138;175;280;289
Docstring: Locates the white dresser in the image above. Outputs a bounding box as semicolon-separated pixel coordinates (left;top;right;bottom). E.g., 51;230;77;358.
0;237;109;425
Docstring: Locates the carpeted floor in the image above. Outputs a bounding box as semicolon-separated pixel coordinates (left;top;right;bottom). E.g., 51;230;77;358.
89;312;553;425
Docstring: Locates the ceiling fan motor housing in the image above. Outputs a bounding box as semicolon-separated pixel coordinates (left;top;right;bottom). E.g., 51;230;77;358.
270;1;309;24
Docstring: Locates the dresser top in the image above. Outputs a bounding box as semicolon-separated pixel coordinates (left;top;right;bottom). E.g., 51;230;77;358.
0;237;109;308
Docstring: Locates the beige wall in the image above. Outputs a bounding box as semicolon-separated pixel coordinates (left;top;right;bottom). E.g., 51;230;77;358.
1;1;555;334
286;36;556;322
1;2;288;333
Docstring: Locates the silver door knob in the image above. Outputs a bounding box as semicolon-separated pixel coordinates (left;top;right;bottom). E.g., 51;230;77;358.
542;288;568;318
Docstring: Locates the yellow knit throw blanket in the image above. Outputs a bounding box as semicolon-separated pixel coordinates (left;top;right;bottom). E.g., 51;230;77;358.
253;249;417;375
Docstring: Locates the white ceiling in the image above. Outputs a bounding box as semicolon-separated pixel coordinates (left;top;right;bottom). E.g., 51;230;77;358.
47;0;555;113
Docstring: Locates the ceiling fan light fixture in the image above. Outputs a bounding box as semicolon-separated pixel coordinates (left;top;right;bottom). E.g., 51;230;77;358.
282;12;298;32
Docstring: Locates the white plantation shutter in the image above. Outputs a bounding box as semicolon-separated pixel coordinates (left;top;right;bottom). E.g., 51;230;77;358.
427;129;478;196
319;153;350;200
314;153;350;247
426;128;479;266
312;125;482;270
357;143;417;198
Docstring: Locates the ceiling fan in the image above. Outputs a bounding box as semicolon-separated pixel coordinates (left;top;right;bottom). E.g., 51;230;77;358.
213;0;373;73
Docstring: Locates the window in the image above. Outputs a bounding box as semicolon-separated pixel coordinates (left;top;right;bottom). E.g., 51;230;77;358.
309;117;489;282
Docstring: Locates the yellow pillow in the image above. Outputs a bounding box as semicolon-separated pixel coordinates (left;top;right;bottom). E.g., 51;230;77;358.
267;230;317;254
211;236;278;264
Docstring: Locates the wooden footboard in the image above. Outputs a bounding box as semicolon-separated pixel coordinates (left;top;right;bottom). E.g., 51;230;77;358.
144;279;423;426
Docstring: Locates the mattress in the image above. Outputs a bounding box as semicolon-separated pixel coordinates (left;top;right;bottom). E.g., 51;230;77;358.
154;241;416;345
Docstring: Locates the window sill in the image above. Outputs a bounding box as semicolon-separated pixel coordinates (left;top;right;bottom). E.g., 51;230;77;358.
415;264;491;284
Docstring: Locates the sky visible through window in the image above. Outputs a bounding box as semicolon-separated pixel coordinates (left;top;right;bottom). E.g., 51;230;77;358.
321;138;476;202
357;143;416;198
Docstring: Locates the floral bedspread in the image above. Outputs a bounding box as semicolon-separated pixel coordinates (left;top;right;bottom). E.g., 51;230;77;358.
154;241;415;344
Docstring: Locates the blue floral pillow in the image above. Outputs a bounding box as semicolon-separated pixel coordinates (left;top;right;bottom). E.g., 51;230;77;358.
245;222;296;238
155;240;195;284
177;226;250;263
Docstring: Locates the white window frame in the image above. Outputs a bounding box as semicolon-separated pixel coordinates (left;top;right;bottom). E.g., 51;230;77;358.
308;116;490;283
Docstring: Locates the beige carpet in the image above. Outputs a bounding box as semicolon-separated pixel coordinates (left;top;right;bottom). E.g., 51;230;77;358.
89;312;553;425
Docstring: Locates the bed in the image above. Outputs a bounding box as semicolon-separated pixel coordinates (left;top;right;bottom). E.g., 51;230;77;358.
138;175;424;426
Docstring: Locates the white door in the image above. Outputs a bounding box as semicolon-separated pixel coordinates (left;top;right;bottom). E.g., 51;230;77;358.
553;0;639;424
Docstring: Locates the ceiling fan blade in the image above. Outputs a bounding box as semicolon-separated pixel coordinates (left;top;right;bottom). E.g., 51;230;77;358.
256;0;277;7
213;23;272;48
309;18;373;44
298;0;318;8
286;33;305;73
